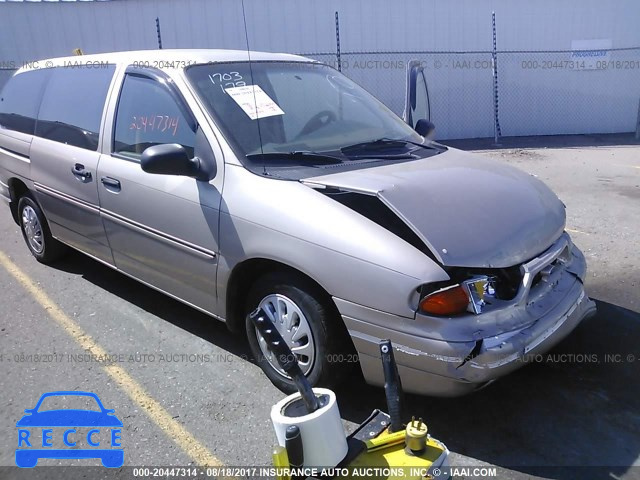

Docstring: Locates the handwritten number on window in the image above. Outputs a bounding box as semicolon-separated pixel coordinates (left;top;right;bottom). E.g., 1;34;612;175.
130;115;180;136
208;72;246;92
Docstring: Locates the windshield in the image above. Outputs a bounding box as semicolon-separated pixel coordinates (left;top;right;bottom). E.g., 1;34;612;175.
186;61;425;160
37;395;101;412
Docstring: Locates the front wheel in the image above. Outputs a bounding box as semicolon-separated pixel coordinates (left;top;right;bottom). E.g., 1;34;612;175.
18;195;68;264
244;272;353;393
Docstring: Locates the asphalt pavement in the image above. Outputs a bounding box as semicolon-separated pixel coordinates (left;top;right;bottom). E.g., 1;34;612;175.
0;135;638;480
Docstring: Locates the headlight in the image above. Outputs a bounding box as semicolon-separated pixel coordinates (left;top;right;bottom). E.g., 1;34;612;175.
419;275;497;316
419;285;469;316
462;275;497;314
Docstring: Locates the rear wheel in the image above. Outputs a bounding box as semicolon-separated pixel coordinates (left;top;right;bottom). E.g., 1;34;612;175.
244;271;352;393
18;195;68;264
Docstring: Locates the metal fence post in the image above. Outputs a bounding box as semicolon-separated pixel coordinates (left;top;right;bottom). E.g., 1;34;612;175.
156;17;163;50
636;98;640;140
491;12;502;144
335;11;342;72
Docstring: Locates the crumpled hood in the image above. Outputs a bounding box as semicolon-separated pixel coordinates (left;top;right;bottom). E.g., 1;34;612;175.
304;147;566;268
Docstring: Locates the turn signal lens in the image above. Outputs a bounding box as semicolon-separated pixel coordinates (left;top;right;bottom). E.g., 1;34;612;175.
419;285;469;316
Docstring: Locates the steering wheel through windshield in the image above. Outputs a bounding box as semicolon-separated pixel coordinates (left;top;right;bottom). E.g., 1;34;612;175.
296;110;337;138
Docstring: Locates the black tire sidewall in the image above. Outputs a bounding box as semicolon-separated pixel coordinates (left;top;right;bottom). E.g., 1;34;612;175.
244;272;339;393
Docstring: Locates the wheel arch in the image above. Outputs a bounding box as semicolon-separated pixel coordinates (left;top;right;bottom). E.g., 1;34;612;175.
224;257;338;334
7;177;30;224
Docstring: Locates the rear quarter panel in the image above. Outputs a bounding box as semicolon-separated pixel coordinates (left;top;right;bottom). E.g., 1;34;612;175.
0;129;34;208
0;129;33;183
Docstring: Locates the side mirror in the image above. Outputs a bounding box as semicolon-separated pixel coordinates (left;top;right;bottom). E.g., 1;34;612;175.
415;119;435;139
141;144;201;178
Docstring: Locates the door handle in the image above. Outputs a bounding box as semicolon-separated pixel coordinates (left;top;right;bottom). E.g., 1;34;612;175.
71;163;92;180
101;176;121;191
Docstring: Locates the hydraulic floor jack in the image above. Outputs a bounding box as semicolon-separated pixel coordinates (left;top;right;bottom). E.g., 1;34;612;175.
250;308;451;480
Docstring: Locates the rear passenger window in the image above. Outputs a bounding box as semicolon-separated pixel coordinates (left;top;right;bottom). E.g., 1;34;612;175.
36;66;115;151
0;69;50;135
113;74;196;159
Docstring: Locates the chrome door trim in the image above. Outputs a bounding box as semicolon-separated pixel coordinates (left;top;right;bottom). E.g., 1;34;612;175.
34;182;100;213
100;208;217;261
33;182;216;261
0;145;30;163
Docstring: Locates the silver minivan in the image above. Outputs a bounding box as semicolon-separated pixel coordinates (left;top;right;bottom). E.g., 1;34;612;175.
0;50;596;396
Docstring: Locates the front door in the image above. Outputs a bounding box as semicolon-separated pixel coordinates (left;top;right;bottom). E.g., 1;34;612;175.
97;68;222;314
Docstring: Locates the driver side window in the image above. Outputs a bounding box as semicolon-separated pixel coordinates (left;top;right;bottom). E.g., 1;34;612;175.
113;74;196;159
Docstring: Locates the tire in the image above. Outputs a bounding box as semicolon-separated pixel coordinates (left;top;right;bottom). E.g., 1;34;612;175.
18;194;68;264
244;271;353;394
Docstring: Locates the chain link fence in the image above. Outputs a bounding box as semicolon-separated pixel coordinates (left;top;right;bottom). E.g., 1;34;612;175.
2;47;640;141
305;48;640;140
497;48;640;137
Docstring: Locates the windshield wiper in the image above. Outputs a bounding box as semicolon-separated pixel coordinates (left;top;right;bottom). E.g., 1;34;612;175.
341;137;439;153
246;151;343;164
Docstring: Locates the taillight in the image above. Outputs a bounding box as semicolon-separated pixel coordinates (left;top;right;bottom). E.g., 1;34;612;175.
419;285;469;316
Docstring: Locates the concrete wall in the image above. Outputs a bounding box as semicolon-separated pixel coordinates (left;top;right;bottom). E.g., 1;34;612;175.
1;0;639;139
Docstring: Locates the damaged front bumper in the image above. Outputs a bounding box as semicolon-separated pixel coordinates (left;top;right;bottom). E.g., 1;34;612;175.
336;234;597;397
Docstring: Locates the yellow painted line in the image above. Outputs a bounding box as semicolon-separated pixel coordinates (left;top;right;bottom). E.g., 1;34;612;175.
0;251;222;467
566;228;589;235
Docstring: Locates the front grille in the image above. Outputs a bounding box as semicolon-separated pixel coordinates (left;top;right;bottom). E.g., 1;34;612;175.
444;234;573;305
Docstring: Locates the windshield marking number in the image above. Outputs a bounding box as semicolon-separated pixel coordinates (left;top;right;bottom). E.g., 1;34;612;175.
209;72;246;93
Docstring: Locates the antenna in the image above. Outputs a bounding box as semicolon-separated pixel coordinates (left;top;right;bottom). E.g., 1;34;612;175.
155;17;163;50
240;0;266;174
